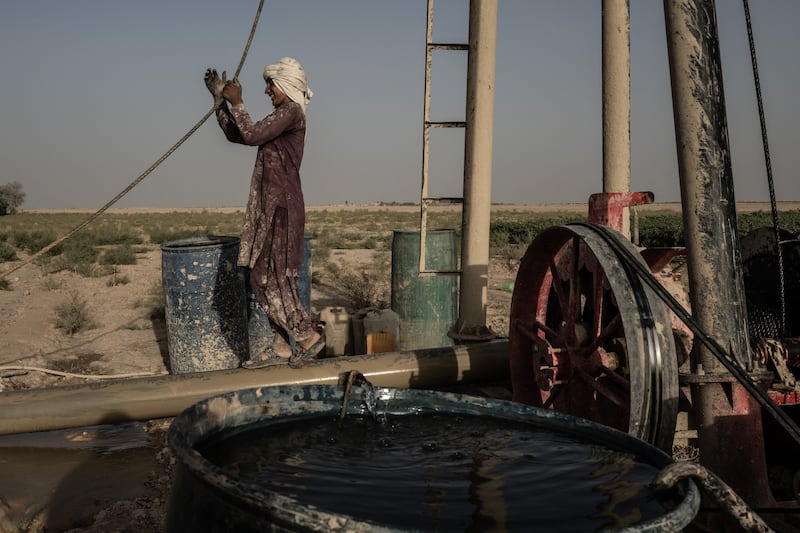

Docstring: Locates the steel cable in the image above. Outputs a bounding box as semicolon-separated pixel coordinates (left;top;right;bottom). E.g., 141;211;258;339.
742;0;787;337
0;0;265;280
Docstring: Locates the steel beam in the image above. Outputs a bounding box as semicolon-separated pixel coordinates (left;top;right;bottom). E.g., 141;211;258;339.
663;0;772;506
452;0;498;341
602;0;632;238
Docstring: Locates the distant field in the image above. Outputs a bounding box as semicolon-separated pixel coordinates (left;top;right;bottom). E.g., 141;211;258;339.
5;203;800;278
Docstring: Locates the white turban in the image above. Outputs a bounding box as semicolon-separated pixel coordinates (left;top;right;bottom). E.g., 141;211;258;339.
263;57;313;113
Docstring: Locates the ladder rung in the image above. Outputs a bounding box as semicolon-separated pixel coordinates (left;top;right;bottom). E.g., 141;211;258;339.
419;269;462;276
423;197;463;206
426;121;466;129
428;43;469;51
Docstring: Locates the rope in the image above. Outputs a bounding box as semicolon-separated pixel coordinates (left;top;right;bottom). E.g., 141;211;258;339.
743;0;786;336
233;0;264;81
0;365;163;380
0;0;265;281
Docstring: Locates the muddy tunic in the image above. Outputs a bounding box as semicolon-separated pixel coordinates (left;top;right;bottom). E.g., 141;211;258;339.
215;100;314;342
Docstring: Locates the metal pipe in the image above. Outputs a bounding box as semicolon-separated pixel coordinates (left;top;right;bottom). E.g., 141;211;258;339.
663;0;772;506
602;0;632;238
0;340;509;436
452;0;498;341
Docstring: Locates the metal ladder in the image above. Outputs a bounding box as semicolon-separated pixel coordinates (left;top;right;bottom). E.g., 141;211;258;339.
419;0;467;274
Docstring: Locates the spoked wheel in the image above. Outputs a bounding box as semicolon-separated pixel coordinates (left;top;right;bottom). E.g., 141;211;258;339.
509;224;679;451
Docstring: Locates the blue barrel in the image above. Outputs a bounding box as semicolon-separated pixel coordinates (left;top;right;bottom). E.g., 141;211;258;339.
166;385;700;532
391;229;458;350
298;235;312;313
161;236;248;373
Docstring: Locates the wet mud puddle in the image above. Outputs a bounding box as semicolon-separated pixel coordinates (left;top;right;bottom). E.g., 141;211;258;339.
201;413;679;531
0;422;161;531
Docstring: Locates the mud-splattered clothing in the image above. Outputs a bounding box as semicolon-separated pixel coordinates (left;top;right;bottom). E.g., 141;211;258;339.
215;100;315;342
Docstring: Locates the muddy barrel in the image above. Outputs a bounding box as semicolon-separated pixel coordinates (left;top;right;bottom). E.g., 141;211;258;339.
161;236;248;373
166;385;700;532
299;235;312;313
391;229;458;350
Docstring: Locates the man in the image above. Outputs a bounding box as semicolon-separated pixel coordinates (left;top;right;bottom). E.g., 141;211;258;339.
204;57;324;368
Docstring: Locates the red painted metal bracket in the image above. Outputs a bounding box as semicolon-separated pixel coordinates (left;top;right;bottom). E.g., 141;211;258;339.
588;191;655;233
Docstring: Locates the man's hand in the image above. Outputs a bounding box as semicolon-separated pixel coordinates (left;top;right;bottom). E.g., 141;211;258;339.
204;68;227;105
222;79;243;106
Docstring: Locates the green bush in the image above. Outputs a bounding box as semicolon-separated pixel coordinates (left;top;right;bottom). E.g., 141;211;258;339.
329;255;391;310
0;242;17;262
12;230;58;254
147;228;204;245
635;210;800;248
85;227;143;246
73;263;113;278
738;210;800;236
100;245;137;265
61;236;99;267
489;214;587;249
53;292;93;335
312;239;331;263
638;213;684;247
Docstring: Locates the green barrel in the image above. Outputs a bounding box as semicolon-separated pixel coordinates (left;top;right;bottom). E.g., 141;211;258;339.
161;236;248;373
391;229;458;350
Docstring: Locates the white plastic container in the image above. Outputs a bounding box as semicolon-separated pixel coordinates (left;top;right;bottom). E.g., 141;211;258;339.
319;307;352;357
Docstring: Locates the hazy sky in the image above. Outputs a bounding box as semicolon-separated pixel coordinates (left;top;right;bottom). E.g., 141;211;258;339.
1;1;798;209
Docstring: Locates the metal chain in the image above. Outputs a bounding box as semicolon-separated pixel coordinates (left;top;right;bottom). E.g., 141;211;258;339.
1;0;265;280
743;0;787;336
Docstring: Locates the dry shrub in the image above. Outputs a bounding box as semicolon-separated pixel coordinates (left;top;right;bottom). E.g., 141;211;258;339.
324;254;390;310
53;291;94;335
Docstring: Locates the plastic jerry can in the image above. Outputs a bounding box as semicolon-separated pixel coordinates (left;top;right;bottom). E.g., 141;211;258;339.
319;306;352;356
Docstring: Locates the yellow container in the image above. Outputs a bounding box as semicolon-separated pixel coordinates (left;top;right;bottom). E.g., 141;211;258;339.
357;308;399;354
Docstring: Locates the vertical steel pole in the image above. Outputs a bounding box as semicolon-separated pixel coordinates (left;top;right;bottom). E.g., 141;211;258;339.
663;0;772;506
602;0;632;238
451;0;498;341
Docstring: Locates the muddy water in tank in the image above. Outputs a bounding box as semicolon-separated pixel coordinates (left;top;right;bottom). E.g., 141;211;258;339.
173;386;698;532
201;414;671;531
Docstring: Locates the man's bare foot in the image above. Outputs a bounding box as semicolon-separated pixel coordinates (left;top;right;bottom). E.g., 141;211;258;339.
299;330;321;351
273;335;293;358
